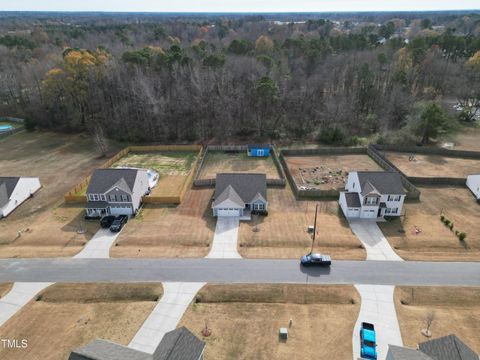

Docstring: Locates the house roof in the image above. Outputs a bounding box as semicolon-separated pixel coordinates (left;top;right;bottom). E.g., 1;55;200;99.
387;345;434;360
213;173;267;208
418;334;479;360
345;192;361;207
247;144;270;150
68;339;151;360
213;185;245;209
154;326;205;360
360;181;381;197
0;177;20;208
87;169;139;195
356;171;405;195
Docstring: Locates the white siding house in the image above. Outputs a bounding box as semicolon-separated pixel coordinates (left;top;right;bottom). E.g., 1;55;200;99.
339;171;406;220
0;177;41;218
466;175;480;200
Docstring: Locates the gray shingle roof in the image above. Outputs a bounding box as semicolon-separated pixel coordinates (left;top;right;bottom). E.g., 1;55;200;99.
247;144;270;150
387;345;434;360
85;201;109;209
345;192;361;207
68;339;151;360
0;177;20;208
154;327;205;360
87;169;138;194
418;334;479;360
213;184;245;208
357;171;405;195
213;173;267;207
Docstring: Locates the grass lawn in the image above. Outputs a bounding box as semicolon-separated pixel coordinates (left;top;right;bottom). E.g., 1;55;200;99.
199;151;280;179
179;284;360;360
111;188;215;258
0;283;163;360
379;186;480;261
384;151;480;178
395;286;480;353
0;131;117;257
0;283;13;298
284;154;383;190
239;187;365;260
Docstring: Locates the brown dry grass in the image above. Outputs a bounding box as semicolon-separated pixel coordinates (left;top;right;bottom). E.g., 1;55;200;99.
379;186;480;261
179;284;360;360
199;152;280;179
384;151;480;178
395;286;480;353
239;187;365;260
111;188;215;258
0;131;115;257
0;283;13;298
150;174;188;197
0;283;163;360
450;126;480;151
285;154;382;190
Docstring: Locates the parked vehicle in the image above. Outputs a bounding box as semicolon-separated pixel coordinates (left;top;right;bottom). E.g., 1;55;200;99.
360;322;377;359
300;253;332;267
100;215;116;229
109;215;128;232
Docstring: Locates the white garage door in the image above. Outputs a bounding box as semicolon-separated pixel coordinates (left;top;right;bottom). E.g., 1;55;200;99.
110;206;133;216
217;208;241;217
361;209;376;218
347;208;360;217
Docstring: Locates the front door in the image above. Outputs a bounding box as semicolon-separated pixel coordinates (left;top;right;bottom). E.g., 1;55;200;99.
257;149;264;156
377;208;382;217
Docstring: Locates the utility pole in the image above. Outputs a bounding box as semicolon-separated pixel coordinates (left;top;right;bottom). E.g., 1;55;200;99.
310;204;318;254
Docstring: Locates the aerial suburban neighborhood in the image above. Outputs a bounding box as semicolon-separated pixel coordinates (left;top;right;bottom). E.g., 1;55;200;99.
0;4;480;360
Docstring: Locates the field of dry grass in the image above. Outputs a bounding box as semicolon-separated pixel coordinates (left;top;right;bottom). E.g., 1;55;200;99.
0;131;116;257
449;126;480;151
384;151;480;178
285;154;382;190
179;284;360;360
395;286;480;353
111;188;215;258
0;283;163;360
379;186;480;261
199;152;280;179
239;187;365;260
0;283;12;298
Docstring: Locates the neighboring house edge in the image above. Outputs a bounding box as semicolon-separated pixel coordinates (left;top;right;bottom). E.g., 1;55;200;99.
339;171;406;219
0;176;41;218
466;174;480;201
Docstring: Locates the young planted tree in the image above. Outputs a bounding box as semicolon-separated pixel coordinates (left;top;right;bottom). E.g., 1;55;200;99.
412;103;450;144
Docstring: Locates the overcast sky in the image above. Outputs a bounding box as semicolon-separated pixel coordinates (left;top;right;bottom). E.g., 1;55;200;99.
0;0;479;12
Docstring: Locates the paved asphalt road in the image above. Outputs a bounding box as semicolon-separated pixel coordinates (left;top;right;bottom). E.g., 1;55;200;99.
0;258;479;286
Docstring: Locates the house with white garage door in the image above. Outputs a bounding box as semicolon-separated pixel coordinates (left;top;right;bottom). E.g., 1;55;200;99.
212;173;267;218
339;171;405;219
466;174;480;201
85;168;149;218
0;177;41;218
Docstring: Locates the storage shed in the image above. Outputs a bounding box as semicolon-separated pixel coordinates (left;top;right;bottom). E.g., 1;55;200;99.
247;144;270;157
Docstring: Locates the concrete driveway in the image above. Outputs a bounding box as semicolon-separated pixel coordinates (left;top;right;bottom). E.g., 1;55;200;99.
352;285;403;360
206;217;241;259
74;228;121;259
348;220;403;261
128;282;205;354
0;282;53;327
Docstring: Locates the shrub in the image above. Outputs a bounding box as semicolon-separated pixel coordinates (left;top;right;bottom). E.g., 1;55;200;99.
440;215;445;222
317;126;345;145
458;232;467;241
24;117;37;132
449;223;454;231
444;219;451;226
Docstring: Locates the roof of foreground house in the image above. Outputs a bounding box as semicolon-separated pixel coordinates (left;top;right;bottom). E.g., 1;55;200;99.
418;334;479;360
345;192;361;207
356;171;405;195
213;173;267;208
387;345;434;360
69;327;205;360
87;169;139;194
0;177;20;208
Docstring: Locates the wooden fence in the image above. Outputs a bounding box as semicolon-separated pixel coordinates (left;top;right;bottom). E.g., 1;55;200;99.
373;144;480;159
64;145;202;204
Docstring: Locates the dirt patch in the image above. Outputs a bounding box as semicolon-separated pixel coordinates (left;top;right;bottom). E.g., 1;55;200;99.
285;154;382;190
0;283;13;298
199;152;280;179
395;286;480;353
449;126;480;151
112;151;196;176
384;151;480;178
179;284;360;360
379;186;480;261
111;188;215;258
0;283;163;360
239;187;365;260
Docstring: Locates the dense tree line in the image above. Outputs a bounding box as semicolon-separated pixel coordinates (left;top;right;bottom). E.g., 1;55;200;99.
0;12;480;144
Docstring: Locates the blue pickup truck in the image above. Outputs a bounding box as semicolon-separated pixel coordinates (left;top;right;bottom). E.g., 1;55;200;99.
360;322;377;359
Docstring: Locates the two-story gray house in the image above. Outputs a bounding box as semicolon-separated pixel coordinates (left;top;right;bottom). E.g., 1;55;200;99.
85;168;149;218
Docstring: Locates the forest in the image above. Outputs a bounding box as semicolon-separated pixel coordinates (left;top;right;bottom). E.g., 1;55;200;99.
0;11;480;145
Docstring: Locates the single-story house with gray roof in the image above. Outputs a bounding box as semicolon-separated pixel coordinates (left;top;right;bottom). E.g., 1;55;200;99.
69;326;205;360
85;168;149;218
212;173;267;217
0;176;41;218
339;171;406;219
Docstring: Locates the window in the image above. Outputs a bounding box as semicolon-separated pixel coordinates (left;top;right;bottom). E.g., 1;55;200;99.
100;195;106;201
109;194;116;202
385;208;392;214
387;195;393;201
121;195;128;202
93;194;99;201
365;197;378;205
395;195;401;201
254;203;265;210
392;208;399;214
